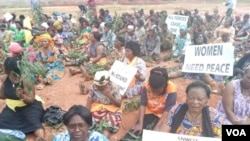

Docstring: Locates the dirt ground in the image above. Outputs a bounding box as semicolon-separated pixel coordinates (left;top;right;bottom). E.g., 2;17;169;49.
0;1;249;141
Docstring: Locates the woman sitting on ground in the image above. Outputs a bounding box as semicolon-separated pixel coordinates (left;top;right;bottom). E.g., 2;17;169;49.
105;36;126;70
86;70;122;139
86;31;107;65
172;24;191;59
141;26;161;61
0;57;45;141
69;31;107;76
159;81;223;137
75;18;91;48
35;33;65;90
123;41;146;98
47;27;69;56
123;67;177;140
230;53;250;80
169;32;224;95
214;28;234;43
214;17;235;41
53;105;108;141
217;68;250;125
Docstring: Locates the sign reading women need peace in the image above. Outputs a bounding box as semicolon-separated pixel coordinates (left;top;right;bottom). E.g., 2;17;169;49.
165;14;189;35
109;60;137;95
182;43;234;76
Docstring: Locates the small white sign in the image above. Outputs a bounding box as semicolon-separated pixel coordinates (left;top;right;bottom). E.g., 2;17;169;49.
109;60;137;95
23;17;32;30
165;14;189;35
3;12;13;21
182;43;234;76
142;130;221;141
57;16;63;22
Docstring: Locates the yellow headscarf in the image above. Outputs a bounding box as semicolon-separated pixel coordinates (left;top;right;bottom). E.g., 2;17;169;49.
34;33;54;47
219;28;231;36
53;20;62;30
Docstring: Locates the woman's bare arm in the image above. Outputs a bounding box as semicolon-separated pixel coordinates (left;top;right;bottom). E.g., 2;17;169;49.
222;82;239;124
91;45;105;63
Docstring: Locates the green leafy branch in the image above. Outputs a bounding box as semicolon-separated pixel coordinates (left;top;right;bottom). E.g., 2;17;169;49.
92;120;117;133
17;52;46;93
142;56;153;62
31;0;43;26
86;64;105;76
64;50;89;66
122;99;140;113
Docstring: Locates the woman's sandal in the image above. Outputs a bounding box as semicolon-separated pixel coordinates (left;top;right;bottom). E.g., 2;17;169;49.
36;84;45;90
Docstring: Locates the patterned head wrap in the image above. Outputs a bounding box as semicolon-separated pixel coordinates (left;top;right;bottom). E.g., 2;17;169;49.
34;33;54;46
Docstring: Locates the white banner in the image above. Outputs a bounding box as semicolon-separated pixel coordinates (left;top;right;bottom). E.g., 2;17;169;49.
182;43;234;76
165;14;189;35
142;130;221;141
109;60;137;95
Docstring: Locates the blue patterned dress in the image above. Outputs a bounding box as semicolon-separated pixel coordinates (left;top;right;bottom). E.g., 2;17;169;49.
53;130;108;141
36;47;65;83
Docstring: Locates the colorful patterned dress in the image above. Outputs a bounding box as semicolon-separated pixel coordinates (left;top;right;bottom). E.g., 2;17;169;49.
53;130;108;141
167;103;223;137
123;57;146;98
36;47;65;83
217;79;250;124
89;82;122;133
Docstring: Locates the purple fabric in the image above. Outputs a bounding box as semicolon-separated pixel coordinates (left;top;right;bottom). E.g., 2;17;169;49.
217;79;250;124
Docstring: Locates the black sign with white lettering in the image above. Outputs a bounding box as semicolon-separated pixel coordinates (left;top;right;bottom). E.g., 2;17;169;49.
222;125;250;140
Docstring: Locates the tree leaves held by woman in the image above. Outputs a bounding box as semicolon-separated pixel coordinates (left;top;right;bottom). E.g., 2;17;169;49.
0;57;45;141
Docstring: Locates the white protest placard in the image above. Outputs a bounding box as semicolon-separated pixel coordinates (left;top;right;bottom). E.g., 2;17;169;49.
3;12;13;21
109;60;137;95
165;14;189;35
182;43;234;76
23;16;32;30
142;130;221;141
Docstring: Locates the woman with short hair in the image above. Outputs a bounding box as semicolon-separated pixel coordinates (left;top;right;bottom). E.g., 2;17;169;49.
123;41;146;98
53;105;108;141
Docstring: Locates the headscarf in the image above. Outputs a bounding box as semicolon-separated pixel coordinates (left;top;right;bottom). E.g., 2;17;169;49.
94;70;110;86
235;14;241;20
53;20;62;30
179;24;188;32
149;25;158;34
82;32;90;44
41;22;49;29
9;42;22;55
219;28;231;36
34;33;54;47
127;25;135;32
